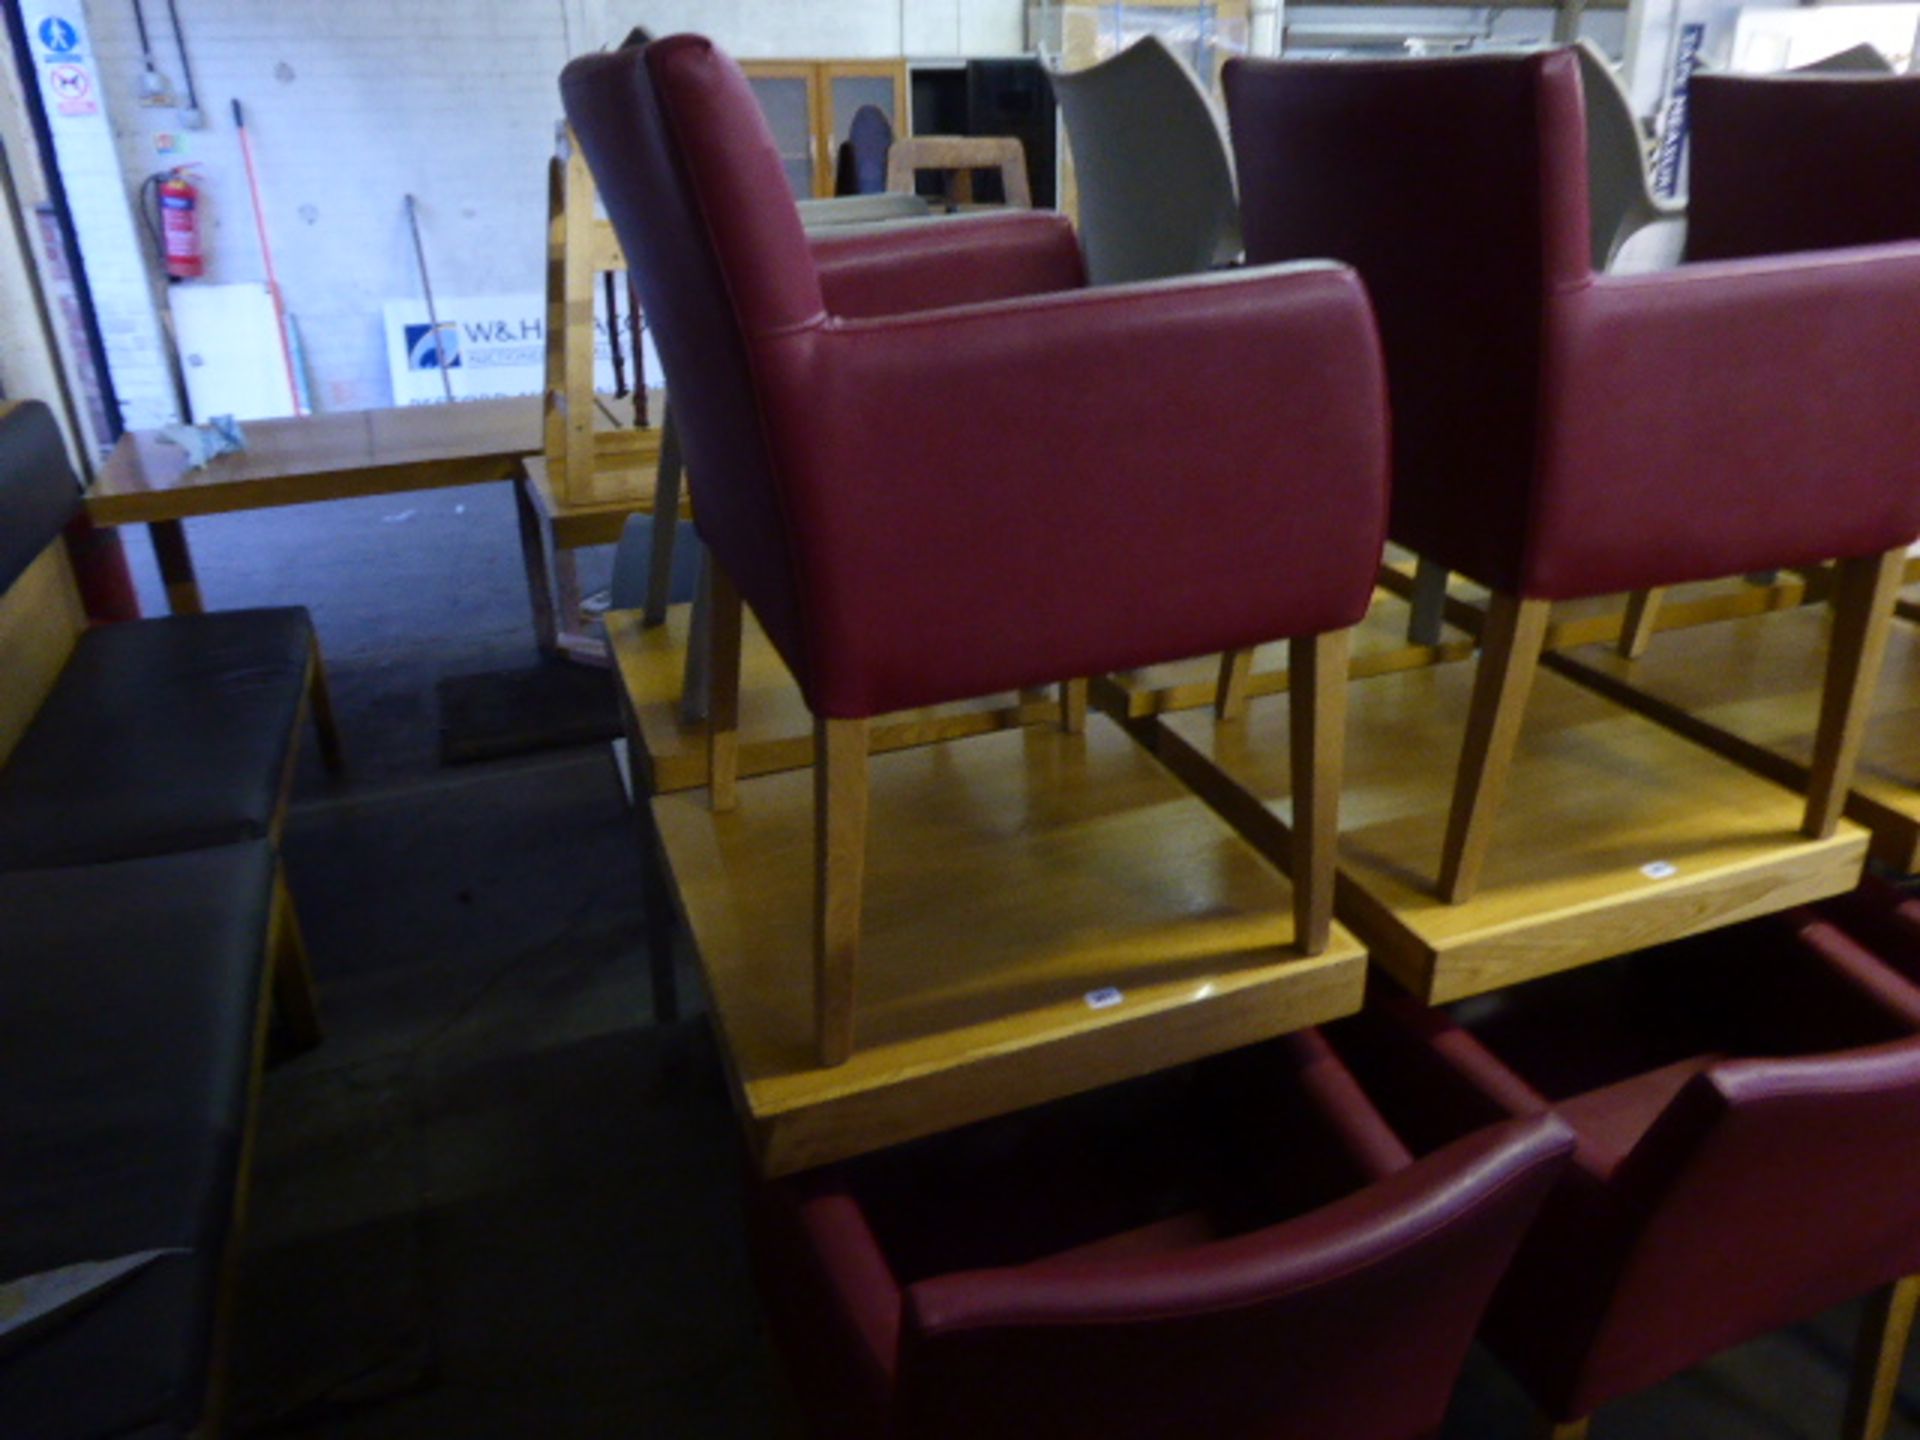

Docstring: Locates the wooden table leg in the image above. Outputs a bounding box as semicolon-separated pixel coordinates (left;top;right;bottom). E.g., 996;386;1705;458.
555;547;586;641
618;686;680;1025
708;564;743;813
149;519;205;615
1805;547;1906;838
1408;557;1448;646
639;800;681;1025
513;474;560;656
269;870;324;1054
680;549;713;727
1440;592;1551;903
1844;1274;1920;1440
1617;587;1664;660
643;408;685;629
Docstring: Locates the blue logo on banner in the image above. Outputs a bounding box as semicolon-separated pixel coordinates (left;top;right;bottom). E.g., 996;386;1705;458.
38;17;79;55
406;323;461;370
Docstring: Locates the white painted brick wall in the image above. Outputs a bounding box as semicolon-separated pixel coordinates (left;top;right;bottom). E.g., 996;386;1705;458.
22;0;180;429
583;2;1026;58
84;0;579;412
74;0;1028;414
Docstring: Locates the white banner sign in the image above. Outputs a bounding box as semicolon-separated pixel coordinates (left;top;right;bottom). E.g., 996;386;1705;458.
382;291;660;407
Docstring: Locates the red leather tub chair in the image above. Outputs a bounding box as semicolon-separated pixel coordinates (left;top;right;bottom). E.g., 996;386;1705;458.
1225;49;1920;903
562;36;1390;1065
1688;71;1920;263
1327;910;1920;1438
750;1032;1573;1439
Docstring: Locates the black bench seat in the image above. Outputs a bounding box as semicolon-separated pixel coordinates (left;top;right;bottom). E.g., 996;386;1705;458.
0;607;316;871
0;842;277;1440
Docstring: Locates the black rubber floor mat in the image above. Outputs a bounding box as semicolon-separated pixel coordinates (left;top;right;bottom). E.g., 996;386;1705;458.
436;661;620;765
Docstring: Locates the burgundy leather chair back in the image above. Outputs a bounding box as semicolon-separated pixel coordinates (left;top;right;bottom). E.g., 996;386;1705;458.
888;1114;1573;1440
1558;1039;1920;1413
560;37;823;677
1689;73;1920;261
1224;51;1589;594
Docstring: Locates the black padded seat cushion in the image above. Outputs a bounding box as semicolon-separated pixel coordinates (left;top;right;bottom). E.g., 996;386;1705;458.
0;608;313;870
0;402;80;595
0;842;275;1439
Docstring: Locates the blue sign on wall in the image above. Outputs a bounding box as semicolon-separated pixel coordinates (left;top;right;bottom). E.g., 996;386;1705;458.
406;324;462;370
37;17;79;55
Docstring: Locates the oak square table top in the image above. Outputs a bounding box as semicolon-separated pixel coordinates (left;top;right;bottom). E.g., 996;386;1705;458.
87;397;543;525
655;714;1367;1177
1156;660;1868;1008
1550;607;1920;874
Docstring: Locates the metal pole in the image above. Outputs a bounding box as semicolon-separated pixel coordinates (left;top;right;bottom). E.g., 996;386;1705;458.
403;193;455;403
233;99;303;415
603;269;626;399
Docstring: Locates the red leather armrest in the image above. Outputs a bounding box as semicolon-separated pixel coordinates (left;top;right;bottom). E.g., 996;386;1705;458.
1355;987;1554;1130
1527;244;1920;598
810;210;1085;319
761;261;1390;717
784;1174;905;1380
904;1112;1572;1336
1788;910;1920;1035
1284;1028;1416;1182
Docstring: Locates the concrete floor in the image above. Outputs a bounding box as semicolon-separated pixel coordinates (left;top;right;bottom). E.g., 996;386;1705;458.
114;479;1920;1439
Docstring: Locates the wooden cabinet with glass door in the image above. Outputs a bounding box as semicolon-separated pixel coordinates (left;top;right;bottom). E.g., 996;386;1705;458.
741;60;909;198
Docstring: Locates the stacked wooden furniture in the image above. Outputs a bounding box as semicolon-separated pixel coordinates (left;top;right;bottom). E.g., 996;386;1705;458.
1119;49;1920;1015
0;400;326;1434
1537;68;1920;878
568;36;1920;1440
569;35;1398;1173
575;38;1920;1192
1548;606;1920;899
521;128;675;660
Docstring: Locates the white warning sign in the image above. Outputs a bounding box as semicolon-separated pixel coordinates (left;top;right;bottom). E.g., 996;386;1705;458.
46;62;97;116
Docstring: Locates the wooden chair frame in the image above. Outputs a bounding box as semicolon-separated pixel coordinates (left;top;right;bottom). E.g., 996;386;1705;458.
1438;549;1906;903
544;134;658;510
885;135;1033;210
703;571;1345;1066
531;132;684;660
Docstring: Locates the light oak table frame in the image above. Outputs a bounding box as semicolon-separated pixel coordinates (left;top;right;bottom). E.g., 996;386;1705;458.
1376;556;1892;902
88;398;540;617
697;552;1346;1069
1154;662;1868;1007
532;133;679;659
1548;604;1920;874
886;135;1033;210
654;715;1368;1176
607;598;1055;1028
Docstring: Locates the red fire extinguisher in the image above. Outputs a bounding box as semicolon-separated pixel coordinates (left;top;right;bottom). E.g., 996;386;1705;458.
157;168;203;280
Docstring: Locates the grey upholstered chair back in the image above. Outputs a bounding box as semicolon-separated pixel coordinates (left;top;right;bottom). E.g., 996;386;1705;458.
1051;36;1242;285
1789;42;1897;74
1575;40;1686;271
